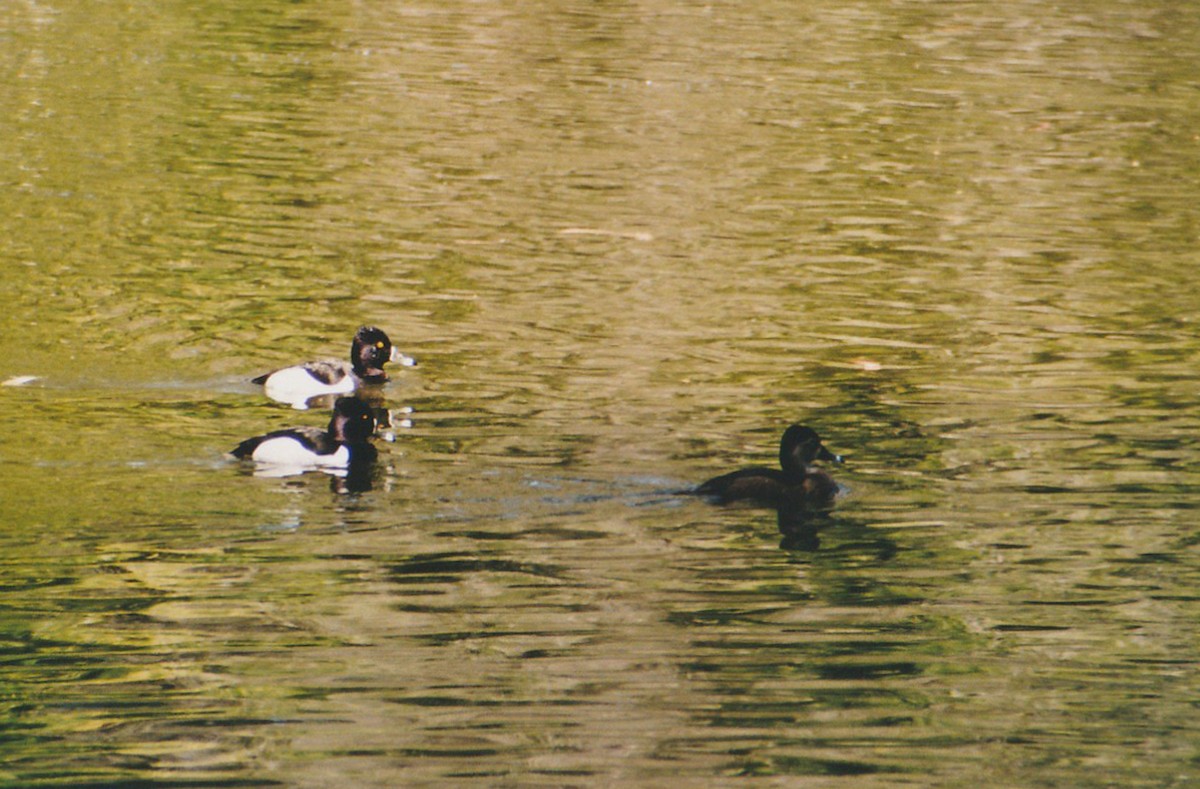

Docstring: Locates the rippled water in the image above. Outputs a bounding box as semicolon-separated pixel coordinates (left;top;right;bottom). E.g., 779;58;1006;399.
2;1;1199;786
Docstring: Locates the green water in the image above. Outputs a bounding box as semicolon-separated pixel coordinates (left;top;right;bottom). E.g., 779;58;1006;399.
2;1;1199;786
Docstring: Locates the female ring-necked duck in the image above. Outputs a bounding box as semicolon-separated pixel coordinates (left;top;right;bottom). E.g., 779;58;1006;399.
231;396;378;474
252;325;416;410
694;424;844;509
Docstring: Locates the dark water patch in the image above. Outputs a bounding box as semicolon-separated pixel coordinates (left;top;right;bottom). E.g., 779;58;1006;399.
392;601;597;615
386;695;496;708
0;576;78;594
666;607;803;628
413;629;595;648
439;526;613;541
729;753;903;777
1021;597;1139;607
814;661;925;681
385;555;569;583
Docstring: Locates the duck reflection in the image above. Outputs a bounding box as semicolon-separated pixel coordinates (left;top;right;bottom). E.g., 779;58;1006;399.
293;388;413;440
775;506;827;551
692;424;845;549
329;452;380;494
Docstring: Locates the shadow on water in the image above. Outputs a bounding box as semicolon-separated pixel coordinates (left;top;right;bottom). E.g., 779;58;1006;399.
473;467;905;565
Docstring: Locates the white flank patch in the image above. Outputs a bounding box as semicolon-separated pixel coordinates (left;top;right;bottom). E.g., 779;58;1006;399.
2;375;40;387
263;366;353;409
251;437;349;468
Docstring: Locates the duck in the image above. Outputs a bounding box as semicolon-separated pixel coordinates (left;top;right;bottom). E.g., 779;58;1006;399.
251;325;416;410
693;424;844;509
230;396;378;474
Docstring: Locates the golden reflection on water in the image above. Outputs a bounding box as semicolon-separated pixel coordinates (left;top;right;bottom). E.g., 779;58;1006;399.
1;0;1199;785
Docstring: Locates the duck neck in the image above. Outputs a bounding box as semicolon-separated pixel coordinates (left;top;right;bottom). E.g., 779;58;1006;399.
351;355;386;382
327;415;349;445
779;454;809;482
356;366;386;382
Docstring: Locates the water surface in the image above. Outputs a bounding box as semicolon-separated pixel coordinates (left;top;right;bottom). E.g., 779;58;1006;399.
2;1;1199;786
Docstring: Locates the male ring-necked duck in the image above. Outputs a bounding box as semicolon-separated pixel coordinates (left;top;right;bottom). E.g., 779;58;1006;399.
252;325;416;410
694;424;844;509
231;396;378;474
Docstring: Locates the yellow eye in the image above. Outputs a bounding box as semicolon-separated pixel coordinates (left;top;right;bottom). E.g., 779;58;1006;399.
376;341;385;349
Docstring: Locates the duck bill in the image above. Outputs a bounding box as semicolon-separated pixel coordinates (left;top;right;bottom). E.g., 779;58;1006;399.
816;445;843;464
390;348;418;367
